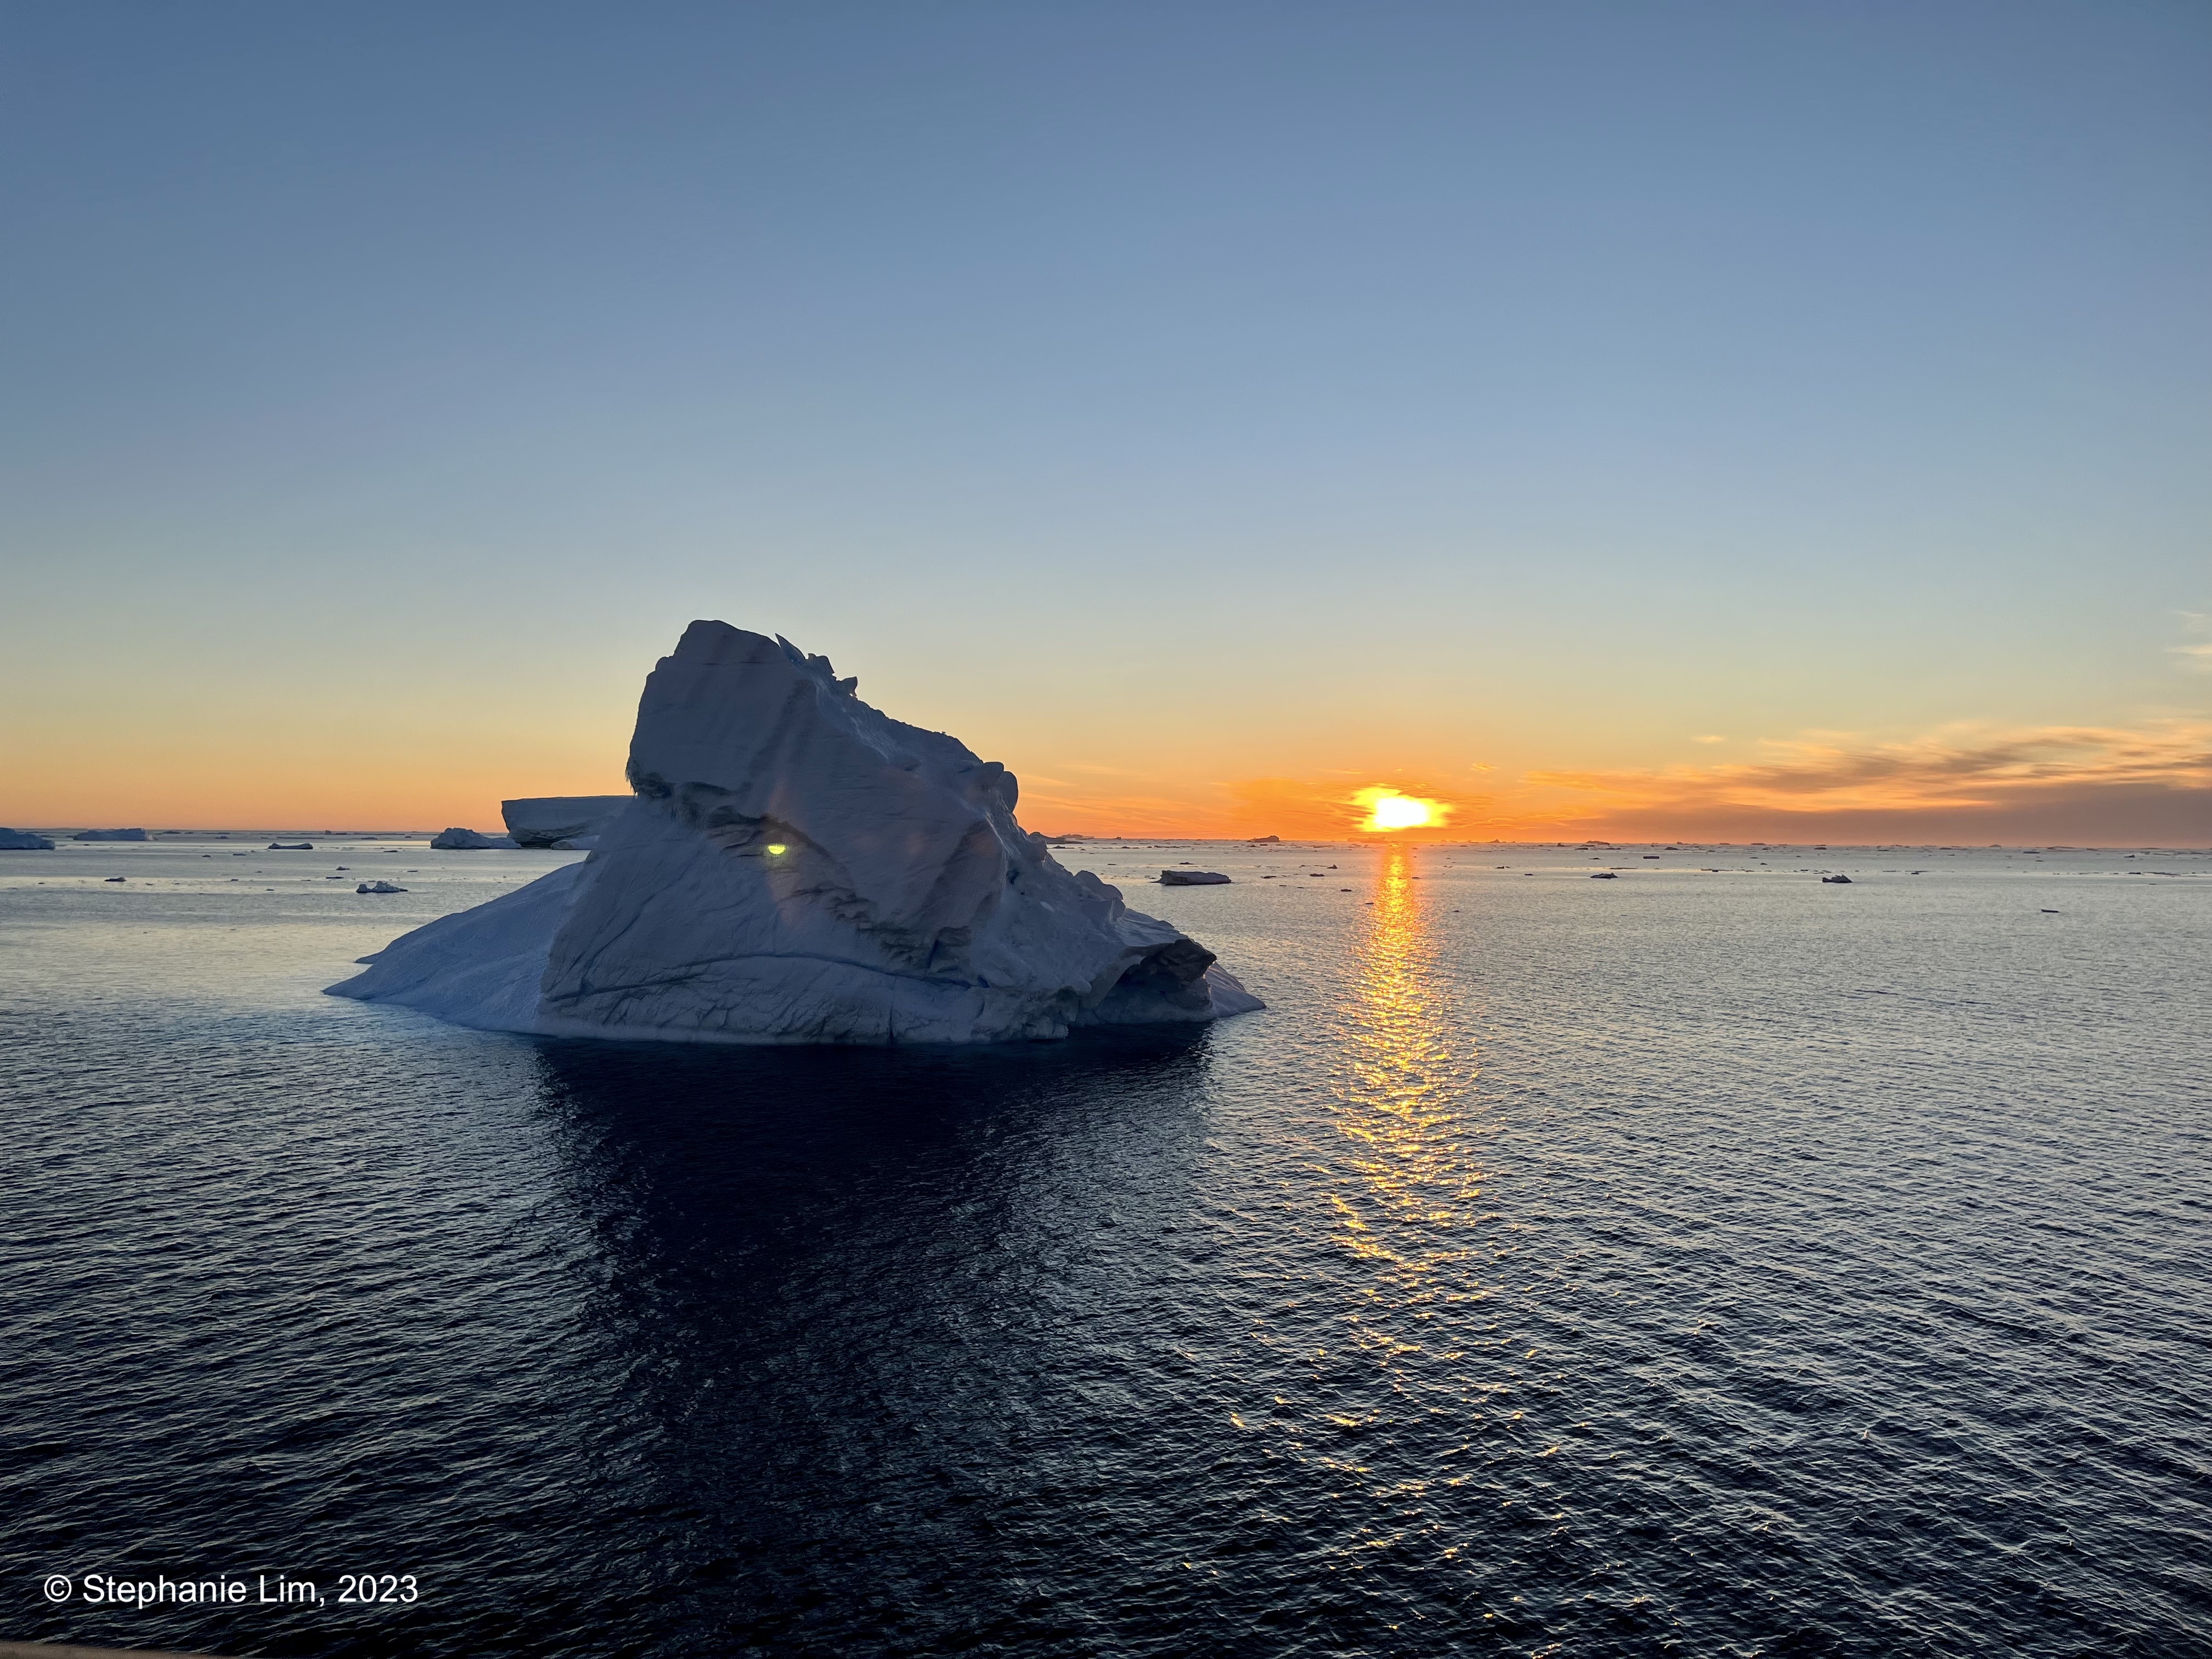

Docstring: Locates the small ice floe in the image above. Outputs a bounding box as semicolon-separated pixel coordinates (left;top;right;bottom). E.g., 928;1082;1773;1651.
1591;872;1618;879
1159;870;1231;885
431;828;517;850
104;876;126;883
1821;874;1853;884
268;841;313;850
356;881;408;894
2041;909;2061;913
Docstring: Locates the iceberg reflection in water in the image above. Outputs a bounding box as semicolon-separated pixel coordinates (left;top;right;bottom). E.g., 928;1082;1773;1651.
2;836;2207;1656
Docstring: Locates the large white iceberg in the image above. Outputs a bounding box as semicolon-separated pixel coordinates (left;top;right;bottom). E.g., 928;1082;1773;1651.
329;622;1262;1045
0;828;55;850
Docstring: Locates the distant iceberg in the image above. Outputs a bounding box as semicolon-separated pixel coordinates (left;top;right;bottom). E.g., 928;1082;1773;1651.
431;827;518;850
0;828;55;850
330;622;1262;1045
72;828;148;842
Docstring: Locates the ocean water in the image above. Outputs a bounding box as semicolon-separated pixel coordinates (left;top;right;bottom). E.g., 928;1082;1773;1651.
2;835;2208;1658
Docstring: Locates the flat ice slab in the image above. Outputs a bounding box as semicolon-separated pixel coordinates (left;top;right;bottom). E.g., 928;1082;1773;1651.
501;795;633;847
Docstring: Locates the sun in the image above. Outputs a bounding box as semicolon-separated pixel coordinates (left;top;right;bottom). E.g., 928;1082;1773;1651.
1369;794;1432;830
1354;787;1450;833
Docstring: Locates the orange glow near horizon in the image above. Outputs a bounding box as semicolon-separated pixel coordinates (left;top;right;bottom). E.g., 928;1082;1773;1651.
1355;787;1452;833
7;698;2204;847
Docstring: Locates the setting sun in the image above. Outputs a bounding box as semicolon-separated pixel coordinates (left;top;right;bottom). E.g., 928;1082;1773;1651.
1353;787;1451;833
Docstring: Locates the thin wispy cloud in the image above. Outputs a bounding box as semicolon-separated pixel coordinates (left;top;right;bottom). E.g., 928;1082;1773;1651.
2171;612;2212;674
1532;721;2211;807
1524;719;2212;843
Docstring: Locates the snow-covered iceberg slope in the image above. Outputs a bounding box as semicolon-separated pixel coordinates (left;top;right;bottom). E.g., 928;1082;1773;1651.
329;622;1262;1044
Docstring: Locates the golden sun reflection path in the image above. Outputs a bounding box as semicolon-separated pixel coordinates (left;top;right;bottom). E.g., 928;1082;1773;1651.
1330;845;1486;1285
1237;842;1577;1609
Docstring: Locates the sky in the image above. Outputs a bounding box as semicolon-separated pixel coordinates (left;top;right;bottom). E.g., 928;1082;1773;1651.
3;2;2207;842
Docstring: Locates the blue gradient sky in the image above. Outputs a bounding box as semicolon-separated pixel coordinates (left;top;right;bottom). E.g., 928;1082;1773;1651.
4;3;2207;836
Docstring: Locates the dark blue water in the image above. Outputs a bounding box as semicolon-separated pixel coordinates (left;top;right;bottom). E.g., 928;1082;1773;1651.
3;838;2208;1656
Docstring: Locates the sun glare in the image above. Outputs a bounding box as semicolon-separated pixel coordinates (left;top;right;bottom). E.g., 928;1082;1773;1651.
1354;788;1449;833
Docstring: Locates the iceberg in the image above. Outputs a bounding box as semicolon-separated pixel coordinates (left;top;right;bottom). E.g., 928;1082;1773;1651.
331;622;1262;1044
501;795;633;848
0;828;55;850
72;827;148;842
431;827;518;850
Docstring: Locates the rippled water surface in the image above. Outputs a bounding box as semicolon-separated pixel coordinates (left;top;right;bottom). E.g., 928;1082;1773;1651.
3;836;2208;1657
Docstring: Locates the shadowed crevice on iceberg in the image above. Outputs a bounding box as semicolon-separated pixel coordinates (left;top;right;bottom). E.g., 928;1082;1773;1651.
329;622;1262;1045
